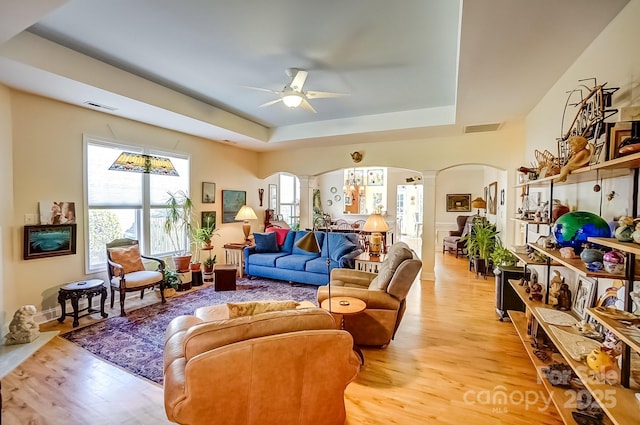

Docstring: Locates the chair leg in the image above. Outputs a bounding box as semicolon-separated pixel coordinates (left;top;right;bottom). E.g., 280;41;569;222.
159;281;166;304
119;288;126;316
140;289;145;300
110;287;115;308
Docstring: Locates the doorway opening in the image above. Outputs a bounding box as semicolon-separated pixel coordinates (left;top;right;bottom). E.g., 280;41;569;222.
397;184;423;255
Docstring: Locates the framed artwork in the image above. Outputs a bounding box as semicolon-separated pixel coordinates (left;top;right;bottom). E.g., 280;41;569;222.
201;211;216;230
446;194;471;212
268;184;278;209
500;189;505;206
367;169;384;186
608;122;632;160
354;170;364;186
39;200;76;225
222;190;246;223
24;224;77;260
572;277;597;320
488;182;498;215
202;182;216;203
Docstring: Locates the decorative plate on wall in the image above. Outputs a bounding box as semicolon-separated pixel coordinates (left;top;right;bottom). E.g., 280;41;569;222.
330;186;337;194
327;200;333;206
334;194;341;201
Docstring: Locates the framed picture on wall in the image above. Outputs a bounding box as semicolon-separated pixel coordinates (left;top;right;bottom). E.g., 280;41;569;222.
488;182;498;214
446;194;471;212
222;190;246;223
23;224;77;260
201;211;216;229
202;182;216;203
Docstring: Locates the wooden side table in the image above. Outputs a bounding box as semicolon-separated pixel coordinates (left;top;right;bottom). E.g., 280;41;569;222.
57;279;107;327
224;243;251;278
320;296;366;363
354;252;386;274
214;264;237;291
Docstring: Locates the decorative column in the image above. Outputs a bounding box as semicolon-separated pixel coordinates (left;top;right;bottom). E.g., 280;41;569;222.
420;171;437;281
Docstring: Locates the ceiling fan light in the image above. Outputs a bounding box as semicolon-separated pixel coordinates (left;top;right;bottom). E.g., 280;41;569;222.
282;93;303;108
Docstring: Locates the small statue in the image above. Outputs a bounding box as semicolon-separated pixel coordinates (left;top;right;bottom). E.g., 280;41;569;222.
4;305;40;345
549;271;563;306
557;283;572;311
555;135;592;183
529;280;543;301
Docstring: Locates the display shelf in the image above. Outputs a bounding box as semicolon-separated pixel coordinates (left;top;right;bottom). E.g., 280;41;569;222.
588;237;640;257
587;307;640;354
527;243;625;279
508;311;580;425
509;280;639;425
511;217;552;226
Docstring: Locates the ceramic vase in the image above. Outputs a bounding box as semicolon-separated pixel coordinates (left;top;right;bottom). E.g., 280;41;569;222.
580;248;603;264
603;250;625;274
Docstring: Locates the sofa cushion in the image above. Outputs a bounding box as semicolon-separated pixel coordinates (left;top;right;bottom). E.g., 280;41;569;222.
254;232;279;253
330;236;357;262
369;243;414;291
305;256;334;274
292;231;324;256
321;232;357;259
266;227;290;245
227;300;299;318
276;254;314;271
247;252;288;267
108;245;145;275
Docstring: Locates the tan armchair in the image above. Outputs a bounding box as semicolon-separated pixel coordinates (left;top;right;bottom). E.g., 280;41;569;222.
317;242;422;347
163;307;360;425
106;238;166;316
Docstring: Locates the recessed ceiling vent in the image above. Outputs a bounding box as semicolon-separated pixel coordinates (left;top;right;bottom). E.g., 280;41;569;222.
83;101;117;111
464;123;502;133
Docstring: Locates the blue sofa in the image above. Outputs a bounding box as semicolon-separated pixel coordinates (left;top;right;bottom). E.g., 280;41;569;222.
243;230;363;285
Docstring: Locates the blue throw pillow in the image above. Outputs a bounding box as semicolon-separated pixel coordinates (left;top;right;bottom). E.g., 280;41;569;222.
254;232;279;253
330;238;357;261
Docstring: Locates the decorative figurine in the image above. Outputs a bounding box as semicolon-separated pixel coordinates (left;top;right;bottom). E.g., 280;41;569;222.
614;216;635;242
557;283;572;311
529;278;543;302
559;247;577;259
554;135;592;183
549;271;563;306
4;305;40;345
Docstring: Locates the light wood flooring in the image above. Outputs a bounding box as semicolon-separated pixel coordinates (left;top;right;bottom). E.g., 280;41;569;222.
2;253;562;425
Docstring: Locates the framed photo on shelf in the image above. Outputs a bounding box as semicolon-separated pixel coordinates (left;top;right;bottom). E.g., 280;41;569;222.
222;190;246;223
202;182;216;203
608;122;632;160
572;276;597;320
446;194;471;212
23;224;77;260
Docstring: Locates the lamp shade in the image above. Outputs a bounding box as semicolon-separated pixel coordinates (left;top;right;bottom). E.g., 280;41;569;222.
471;197;487;209
295;231;321;254
362;214;389;233
108;152;179;176
234;205;257;221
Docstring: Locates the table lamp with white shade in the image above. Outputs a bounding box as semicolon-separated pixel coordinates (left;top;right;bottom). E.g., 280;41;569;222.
234;205;257;243
362;213;389;256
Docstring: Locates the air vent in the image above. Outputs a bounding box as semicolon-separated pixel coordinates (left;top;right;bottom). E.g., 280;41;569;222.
83;101;117;111
464;123;502;133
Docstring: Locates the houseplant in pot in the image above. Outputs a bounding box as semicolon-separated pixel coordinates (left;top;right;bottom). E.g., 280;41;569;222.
490;242;518;268
462;218;499;277
203;255;216;273
164;190;194;272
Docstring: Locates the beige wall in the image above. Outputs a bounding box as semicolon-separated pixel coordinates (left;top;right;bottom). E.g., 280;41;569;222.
0;84;14;332
7;90;260;323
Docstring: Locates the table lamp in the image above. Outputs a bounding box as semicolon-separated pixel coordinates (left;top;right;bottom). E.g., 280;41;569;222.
296;231;332;312
362;213;389;256
234;205;257;243
471;197;486;215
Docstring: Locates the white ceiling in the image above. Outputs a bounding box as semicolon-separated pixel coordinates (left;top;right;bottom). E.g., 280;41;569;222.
0;0;630;151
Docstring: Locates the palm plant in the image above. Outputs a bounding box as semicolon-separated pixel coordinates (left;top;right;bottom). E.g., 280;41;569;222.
164;190;194;254
461;218;499;277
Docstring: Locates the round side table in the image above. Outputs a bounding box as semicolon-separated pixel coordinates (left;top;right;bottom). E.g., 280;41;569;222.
57;279;108;327
320;296;366;364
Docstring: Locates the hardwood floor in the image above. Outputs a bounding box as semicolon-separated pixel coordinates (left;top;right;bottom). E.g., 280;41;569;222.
2;254;562;425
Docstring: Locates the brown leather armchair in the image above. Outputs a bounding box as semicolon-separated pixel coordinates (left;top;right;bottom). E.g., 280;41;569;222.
164;307;360;425
316;242;422;347
442;215;472;257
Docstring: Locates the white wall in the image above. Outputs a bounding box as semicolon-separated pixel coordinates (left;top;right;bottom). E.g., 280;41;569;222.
0;84;14;333
8;90;260;320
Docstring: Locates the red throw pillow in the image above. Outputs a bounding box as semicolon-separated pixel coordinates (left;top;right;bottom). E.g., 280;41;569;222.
266;227;289;245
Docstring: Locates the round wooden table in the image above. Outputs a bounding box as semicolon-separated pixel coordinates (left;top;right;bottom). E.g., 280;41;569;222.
320;296;366;363
57;279;107;327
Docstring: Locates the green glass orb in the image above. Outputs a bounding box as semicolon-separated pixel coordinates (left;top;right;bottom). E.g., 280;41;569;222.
552;211;610;253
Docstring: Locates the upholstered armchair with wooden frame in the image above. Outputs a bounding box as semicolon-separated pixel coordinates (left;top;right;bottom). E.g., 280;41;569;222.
316;242;422;347
106;238;166;316
442;215;472;257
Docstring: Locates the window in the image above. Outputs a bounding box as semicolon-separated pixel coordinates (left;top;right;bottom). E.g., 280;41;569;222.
279;173;300;228
85;137;189;273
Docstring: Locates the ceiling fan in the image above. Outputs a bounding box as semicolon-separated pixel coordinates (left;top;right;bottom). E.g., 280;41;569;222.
246;68;348;113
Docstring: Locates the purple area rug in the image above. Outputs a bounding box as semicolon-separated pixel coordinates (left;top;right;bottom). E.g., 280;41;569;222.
62;278;318;384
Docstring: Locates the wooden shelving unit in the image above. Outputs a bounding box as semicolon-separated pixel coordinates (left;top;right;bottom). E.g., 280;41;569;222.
509;280;638;425
527;243;626;279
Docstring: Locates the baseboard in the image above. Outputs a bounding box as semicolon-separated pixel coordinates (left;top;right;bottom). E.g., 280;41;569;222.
36;297;102;324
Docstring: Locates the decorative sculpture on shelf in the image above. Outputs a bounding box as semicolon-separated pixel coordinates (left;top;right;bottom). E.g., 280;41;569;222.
557;283;572;311
554;136;592;182
4;305;40;345
350;151;363;163
549;271;563;306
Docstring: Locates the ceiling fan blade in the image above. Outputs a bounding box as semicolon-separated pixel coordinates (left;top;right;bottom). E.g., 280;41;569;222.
289;69;308;92
243;85;281;94
300;98;317;113
259;98;282;108
306;90;349;99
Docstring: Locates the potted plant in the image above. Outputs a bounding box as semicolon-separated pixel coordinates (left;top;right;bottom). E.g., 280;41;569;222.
194;224;217;250
462;218;499;277
161;270;179;298
490;242;518;268
203;255;217;273
164;190;194;272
